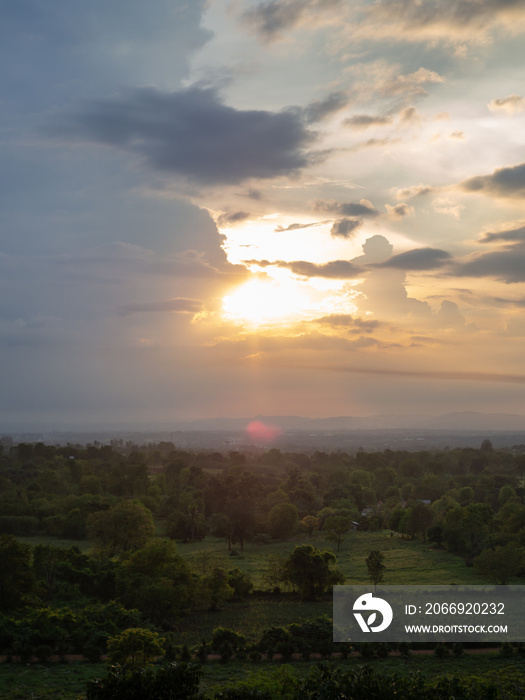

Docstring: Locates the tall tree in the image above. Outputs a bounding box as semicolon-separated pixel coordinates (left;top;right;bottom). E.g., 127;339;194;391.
366;550;385;589
0;534;35;609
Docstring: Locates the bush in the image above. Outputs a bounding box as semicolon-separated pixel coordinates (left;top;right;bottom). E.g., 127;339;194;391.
87;662;202;700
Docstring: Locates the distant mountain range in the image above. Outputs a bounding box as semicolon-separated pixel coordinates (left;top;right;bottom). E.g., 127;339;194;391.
170;411;525;432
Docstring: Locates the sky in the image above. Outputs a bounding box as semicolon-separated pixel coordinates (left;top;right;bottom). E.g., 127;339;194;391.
2;0;525;429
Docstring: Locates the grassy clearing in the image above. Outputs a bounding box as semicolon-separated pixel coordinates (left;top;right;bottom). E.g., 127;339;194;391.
171;595;332;646
0;661;101;700
176;530;484;588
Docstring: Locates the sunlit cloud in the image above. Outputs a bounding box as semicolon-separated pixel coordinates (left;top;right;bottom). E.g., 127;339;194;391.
488;94;525;114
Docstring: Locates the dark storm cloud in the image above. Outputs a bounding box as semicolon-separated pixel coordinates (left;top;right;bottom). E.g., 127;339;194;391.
330;218;362;238
377;248;452;270
344;114;393;129
117;298;203;316
461;162;525;199
52;86;316;185
304;91;350;123
243;259;362;278
315;199;380;218
241;0;343;40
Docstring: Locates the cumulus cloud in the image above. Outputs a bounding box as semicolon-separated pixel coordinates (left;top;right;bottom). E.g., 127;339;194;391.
51;86;316;185
117;298;203;316
330;218;362;238
241;0;343;40
436;300;465;327
352;235;393;264
461;162;525;198
377;247;452;270
315;198;380;217
488;95;525;114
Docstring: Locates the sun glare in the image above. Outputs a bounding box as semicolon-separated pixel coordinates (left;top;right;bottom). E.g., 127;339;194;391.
222;278;310;325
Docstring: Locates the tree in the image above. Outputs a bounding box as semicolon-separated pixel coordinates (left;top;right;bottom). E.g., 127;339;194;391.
116;540;194;625
263;554;288;593
324;515;352;552
268;502;299;540
406;502;433;542
106;628;165;671
167;505;207;543
197;567;233;611
0;534;35;609
366;550;385;588
283;545;345;600
87;500;155;557
300;515;319;538
473;543;525;584
209;512;234;550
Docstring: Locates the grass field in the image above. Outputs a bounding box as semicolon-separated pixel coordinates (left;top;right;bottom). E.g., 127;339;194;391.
176;529;485;587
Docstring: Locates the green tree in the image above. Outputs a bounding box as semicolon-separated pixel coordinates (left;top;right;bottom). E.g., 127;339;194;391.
197;567;233;611
87;500;155;557
167;505;207;543
106;628;165;671
473;543;525;584
300;515;319;537
209;512;234;550
0;534;35;609
116;539;193;625
268;502;299;540
324;515;352;552
366;550;385;588
283;545;345;600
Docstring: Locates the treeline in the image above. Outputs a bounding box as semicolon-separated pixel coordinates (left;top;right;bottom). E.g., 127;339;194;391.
1;438;524;572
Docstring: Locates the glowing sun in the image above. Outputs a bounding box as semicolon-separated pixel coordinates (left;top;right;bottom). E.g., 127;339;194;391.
222;278;310;325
